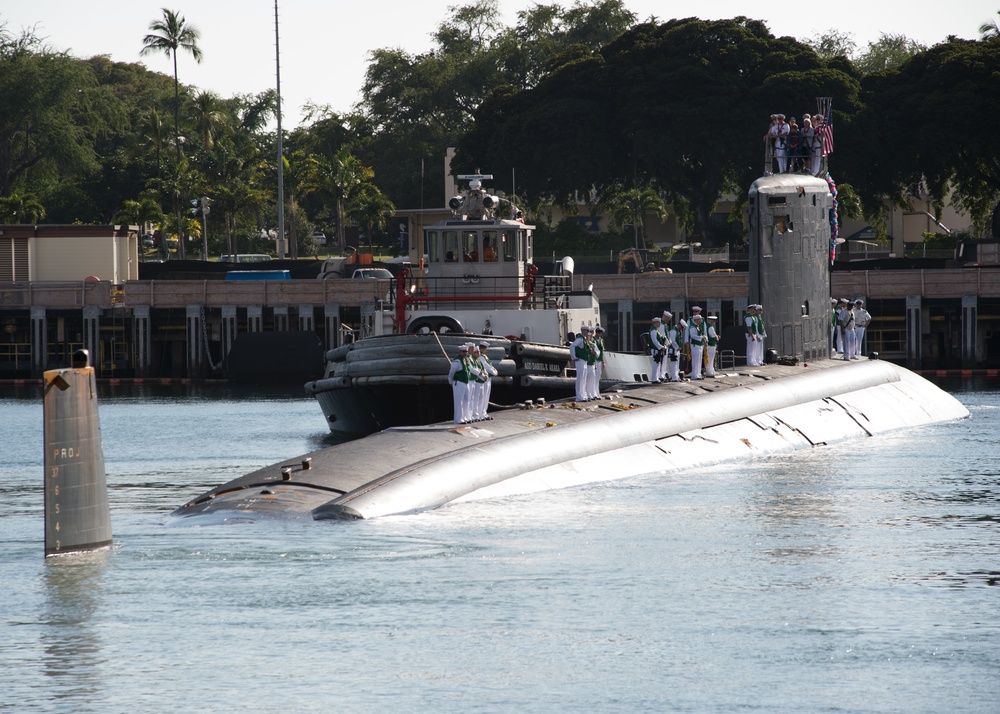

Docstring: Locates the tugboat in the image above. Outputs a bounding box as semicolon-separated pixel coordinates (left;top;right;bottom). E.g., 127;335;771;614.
305;173;648;436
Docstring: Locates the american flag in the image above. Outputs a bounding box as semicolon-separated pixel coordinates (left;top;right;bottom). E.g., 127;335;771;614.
818;106;834;155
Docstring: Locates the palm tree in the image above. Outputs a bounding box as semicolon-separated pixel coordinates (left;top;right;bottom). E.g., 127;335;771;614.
190;90;226;153
112;197;165;231
981;11;1000;40
605;185;669;250
140;9;203;161
349;184;396;253
301;147;376;254
137;108;168;177
0;192;46;223
141;9;202;259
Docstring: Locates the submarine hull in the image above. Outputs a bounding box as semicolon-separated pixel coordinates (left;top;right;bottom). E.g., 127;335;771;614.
173;360;968;522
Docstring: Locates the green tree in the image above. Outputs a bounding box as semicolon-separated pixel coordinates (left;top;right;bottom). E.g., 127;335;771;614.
0;26;107;199
603;185;668;249
111;196;164;228
349;183;396;253
460;17;861;242
190;90;225;152
141;9;203;256
137;107;170;177
78;57;175;224
0;192;46;223
805;29;857;61
301;146;376;254
861;38;1000;237
140;8;203;162
980;11;1000;40
195;94;274;260
356;0;638;209
853;33;926;75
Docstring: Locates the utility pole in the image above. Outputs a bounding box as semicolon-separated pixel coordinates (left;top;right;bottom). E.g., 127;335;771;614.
274;0;286;259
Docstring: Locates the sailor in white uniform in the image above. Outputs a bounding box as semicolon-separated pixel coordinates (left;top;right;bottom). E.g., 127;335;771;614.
571;324;595;401
853;300;871;360
774;114;789;172
474;341;498;419
447;343;481;424
647;316;667;383
688;314;705;380
837;299;856;362
704;315;719;377
663;311;681;382
755;305;767;365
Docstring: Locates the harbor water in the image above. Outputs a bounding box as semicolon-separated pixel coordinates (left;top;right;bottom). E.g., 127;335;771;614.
1;378;998;713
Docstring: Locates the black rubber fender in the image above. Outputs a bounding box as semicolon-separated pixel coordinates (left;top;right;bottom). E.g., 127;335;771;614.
406;316;465;334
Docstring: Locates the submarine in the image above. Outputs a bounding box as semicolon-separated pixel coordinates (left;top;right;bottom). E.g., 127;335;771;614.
172;169;970;523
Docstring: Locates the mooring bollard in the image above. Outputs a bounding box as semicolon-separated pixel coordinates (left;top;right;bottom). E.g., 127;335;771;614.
43;349;112;557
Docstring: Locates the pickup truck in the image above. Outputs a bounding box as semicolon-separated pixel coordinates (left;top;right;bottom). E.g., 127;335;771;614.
317;255;394;280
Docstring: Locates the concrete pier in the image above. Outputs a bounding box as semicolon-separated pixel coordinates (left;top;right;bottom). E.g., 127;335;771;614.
2;271;1000;380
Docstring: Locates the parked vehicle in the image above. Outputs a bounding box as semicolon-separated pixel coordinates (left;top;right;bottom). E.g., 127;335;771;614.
219;254;273;263
352;268;394;279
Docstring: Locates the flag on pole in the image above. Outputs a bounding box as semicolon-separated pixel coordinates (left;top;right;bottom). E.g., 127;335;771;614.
818;98;834;155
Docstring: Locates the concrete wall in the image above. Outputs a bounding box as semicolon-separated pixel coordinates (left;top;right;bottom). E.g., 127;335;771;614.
0;225;139;283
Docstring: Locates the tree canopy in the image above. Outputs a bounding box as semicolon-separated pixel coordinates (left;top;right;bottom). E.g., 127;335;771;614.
859;37;1000;236
0;26;116;200
457;17;861;241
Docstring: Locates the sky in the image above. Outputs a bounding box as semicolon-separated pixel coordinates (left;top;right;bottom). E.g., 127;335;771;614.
3;0;997;128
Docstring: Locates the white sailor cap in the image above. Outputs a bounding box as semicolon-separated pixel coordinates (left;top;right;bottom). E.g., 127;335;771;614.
692;313;703;320
691;305;702;312
459;344;469;351
651;316;661;323
679;319;688;328
707;315;717;320
830;297;838;304
663;311;673;319
594;325;604;333
838;298;849;304
580;323;591;331
479;340;490;347
756;304;764;310
854;299;864;305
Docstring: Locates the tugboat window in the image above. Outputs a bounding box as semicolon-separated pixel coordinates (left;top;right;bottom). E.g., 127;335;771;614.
444;231;460;261
462;232;478;262
427;231;440;262
502;231;518;262
482;231;498;262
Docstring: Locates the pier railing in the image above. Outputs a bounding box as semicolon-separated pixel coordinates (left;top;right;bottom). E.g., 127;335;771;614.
0;281;113;308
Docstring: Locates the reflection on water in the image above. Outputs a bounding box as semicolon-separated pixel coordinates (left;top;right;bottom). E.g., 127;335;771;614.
43;552;109;705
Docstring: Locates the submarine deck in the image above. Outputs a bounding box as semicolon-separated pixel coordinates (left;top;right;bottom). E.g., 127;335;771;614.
173;357;967;521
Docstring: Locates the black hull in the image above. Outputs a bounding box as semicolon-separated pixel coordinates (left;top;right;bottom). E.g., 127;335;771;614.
309;377;578;437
